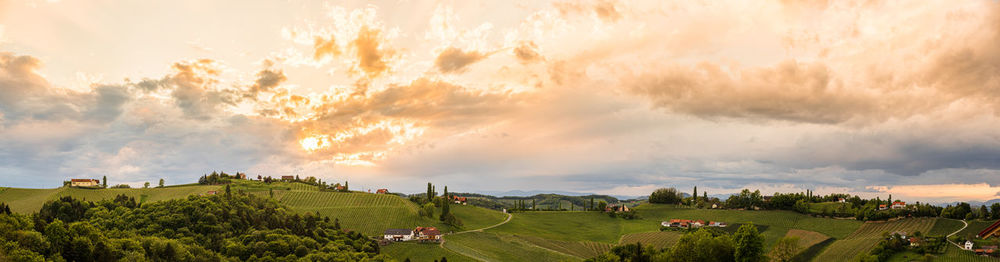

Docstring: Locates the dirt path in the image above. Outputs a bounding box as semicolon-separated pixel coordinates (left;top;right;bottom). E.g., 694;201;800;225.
439;213;514;261
946;219;969;249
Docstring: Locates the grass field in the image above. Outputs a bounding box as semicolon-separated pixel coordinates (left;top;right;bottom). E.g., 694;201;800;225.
265;189;507;236
443;232;577;262
383;242;476;262
930;219;967;236
489;211;623;243
814;218;937;262
618;231;683;249
0;186;221;213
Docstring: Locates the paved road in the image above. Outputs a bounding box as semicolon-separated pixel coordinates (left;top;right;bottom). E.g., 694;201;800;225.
946;219;969;249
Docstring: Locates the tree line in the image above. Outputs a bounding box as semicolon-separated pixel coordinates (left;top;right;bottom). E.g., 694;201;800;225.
586;224;770;262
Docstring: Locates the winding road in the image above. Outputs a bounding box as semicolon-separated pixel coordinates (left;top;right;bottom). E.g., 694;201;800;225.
946;219;968;249
439;212;514;261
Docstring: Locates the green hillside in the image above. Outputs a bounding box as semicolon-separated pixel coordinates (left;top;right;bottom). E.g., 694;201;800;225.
443;232;577;262
0;185;220;213
383;242;476;262
813;218;936;262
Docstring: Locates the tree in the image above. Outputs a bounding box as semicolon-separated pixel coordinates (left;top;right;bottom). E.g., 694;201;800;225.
344;181;349;191
590;198;595;211
734;223;765;262
225;184;232;196
693;186;698;204
597;201;608;211
158;178;164;188
443;186;449;200
991;203;1000;219
769;236;800;262
440;198;451;221
532;199;536;210
269;188;274;198
144;182;150;189
650;187;681;204
102;176;107;188
427;183;434;202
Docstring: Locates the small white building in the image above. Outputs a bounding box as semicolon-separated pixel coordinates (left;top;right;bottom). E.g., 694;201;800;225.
384;229;413;242
966;241;975;250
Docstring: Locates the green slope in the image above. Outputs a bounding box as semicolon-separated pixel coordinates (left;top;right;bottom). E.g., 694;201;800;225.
383;242;476;262
443;232;577;262
813;218;936;262
0;186;220;213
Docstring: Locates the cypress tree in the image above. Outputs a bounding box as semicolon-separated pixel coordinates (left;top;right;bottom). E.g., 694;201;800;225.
693;186;698;203
532;199;536;210
444;186;449;200
427;183;433;202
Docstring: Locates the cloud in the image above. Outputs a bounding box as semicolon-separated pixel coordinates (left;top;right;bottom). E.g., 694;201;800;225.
512;41;542;64
313;36;339;61
628;60;875;124
553;0;622;23
246;67;287;99
351;26;393;81
434;47;487;73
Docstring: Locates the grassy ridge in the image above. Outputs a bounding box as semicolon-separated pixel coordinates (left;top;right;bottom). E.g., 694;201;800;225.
0;186;220;213
813;218;936;262
955;220;997;240
490;211;622;243
383;242;476;262
443;232;577;262
265;189;508;236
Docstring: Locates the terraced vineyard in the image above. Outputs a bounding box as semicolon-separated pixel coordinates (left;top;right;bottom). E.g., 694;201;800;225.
814;218;936;262
509;234;613;259
928;218;965;236
443;232;577;262
618;231;684;249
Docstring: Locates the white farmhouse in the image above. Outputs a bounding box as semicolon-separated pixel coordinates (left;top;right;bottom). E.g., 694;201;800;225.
383;229;413;242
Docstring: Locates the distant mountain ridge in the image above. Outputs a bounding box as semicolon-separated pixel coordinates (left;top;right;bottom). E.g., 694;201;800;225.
477;190;644;200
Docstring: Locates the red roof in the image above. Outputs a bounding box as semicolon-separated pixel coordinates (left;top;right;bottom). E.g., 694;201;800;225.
892;201;906;205
376;189;389;193
71;179;99;182
978;220;1000;238
415;227;440;236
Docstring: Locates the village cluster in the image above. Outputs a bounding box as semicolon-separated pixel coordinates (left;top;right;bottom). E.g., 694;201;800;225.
660;219;728;229
381;227;443;244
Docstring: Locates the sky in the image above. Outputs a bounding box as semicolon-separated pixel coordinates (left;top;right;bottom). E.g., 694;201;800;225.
1;0;999;203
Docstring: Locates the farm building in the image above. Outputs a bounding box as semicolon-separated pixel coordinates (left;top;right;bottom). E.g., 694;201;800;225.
376;189;389;194
236;173;247;179
966;241;975;250
451;195;467;204
977;220;1000;239
414;227;441;242
70;179;100;187
605;204;630;212
281;176;295;181
204;191;218;196
663;219;726;228
383;229;413;241
878;204;888;211
891;201;906;209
